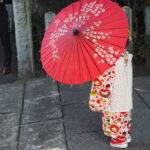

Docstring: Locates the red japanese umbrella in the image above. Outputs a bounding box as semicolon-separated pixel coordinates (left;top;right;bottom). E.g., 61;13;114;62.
40;0;129;85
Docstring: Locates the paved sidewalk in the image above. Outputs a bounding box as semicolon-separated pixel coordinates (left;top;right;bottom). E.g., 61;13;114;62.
0;76;150;150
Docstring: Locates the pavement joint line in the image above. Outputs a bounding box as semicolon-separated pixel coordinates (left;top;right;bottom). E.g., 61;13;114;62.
57;82;69;150
0;143;17;146
134;88;150;109
20;116;63;126
16;80;26;150
0;112;15;115
0;101;23;104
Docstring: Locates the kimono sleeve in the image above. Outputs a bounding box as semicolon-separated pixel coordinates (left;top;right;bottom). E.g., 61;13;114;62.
89;67;115;112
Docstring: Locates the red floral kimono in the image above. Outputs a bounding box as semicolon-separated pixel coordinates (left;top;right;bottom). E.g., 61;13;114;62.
89;52;132;138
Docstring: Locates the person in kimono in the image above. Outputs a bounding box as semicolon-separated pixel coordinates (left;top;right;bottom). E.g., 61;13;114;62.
0;0;12;74
89;50;133;148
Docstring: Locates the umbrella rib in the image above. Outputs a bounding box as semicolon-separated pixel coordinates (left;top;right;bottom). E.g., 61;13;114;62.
99;9;125;22
71;2;76;27
48;23;69;31
62;9;74;27
78;38;93;81
87;0;110;21
41;47;58;65
60;40;76;84
80;1;116;30
53;44;73;80
71;1;83;28
71;3;75;16
79;37;105;73
104;35;128;39
84;34;125;49
45;39;73;75
81;4;123;30
82;36;115;68
41;38;68;60
84;15;128;32
42;38;70;66
42;38;66;52
86;33;128;39
41;36;71;51
45;31;69;34
76;39;82;84
83;27;128;32
98;17;127;28
70;39;77;85
42;32;71;43
81;35;120;59
80;36;113;68
54;15;72;30
76;0;83;28
76;0;93;28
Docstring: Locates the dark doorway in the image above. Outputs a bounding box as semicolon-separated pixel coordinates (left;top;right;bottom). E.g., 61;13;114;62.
0;3;17;84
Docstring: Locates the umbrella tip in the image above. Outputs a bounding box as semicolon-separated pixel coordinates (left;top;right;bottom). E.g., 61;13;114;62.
72;29;79;36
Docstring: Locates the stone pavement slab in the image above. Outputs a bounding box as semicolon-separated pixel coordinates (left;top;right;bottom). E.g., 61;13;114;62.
19;77;67;150
134;76;150;108
59;82;91;105
22;78;62;124
134;90;150;108
0;80;24;149
18;119;67;150
64;105;150;150
60;77;150;150
24;78;58;100
67;131;150;150
0;143;18;150
0;77;66;150
67;131;111;150
0;101;22;114
133;90;148;109
131;108;150;146
129;145;150;150
0;76;150;150
0;73;17;84
22;96;62;124
0;80;24;103
134;76;150;93
0;113;19;147
63;103;100;134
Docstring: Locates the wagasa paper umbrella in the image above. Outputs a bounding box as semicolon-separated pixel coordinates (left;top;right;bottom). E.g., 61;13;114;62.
40;0;129;84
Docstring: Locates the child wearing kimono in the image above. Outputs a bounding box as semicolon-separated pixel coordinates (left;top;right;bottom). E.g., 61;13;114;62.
89;51;133;148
